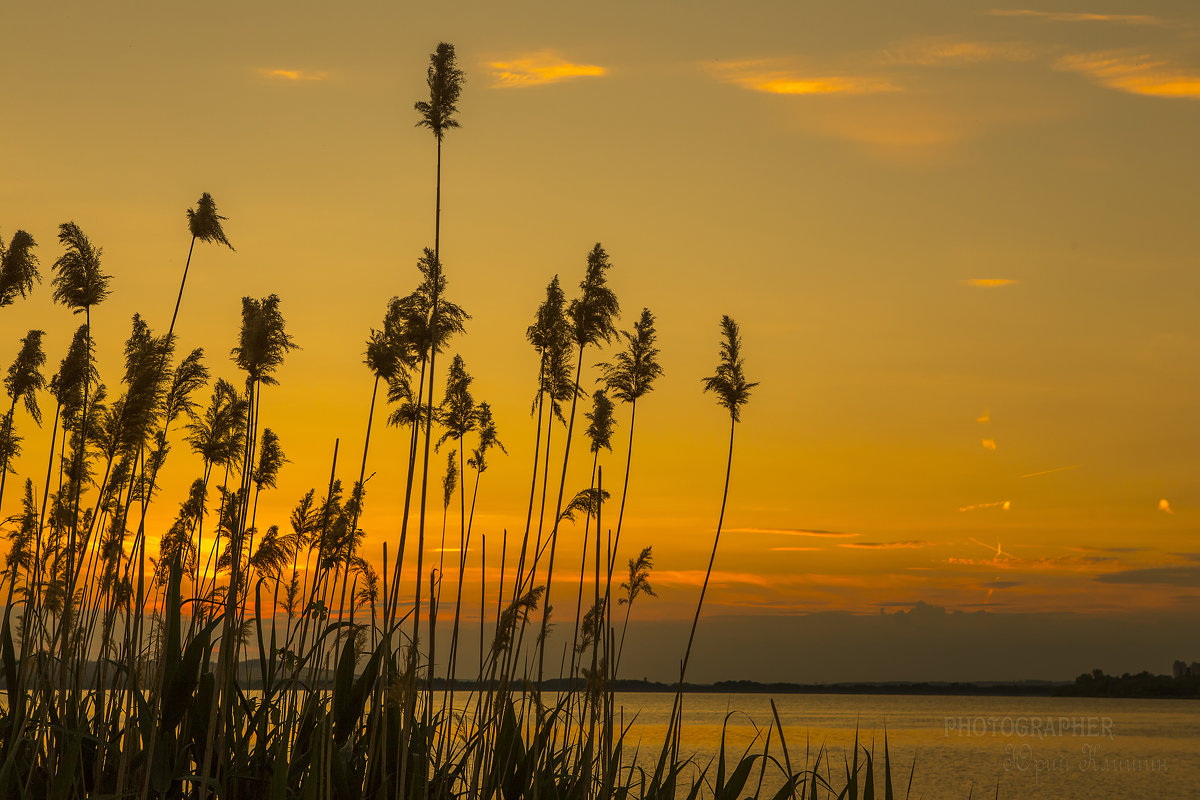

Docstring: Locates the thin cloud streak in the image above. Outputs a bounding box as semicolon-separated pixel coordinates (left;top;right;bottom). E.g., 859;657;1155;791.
1096;566;1200;587
727;527;860;538
1056;52;1200;99
987;10;1161;25
963;278;1018;287
654;570;772;588
261;68;329;82
1020;464;1081;479
708;60;901;96
882;40;1038;66
840;540;931;550
488;53;606;88
959;500;1011;512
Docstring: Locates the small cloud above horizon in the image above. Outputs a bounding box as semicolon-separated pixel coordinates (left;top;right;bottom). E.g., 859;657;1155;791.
728;527;860;538
963;278;1019;287
1096;565;1200;587
982;438;998;450
960;500;1012;512
1056;52;1200;99
261;68;329;82
841;540;931;550
488;53;606;88
882;40;1038;67
1159;498;1174;514
708;59;901;96
987;9;1161;25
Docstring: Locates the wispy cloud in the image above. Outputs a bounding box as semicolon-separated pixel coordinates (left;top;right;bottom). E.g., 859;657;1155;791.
841;540;931;550
1056;52;1200;99
488;53;606;88
1069;545;1150;554
948;554;1112;570
1020;464;1081;479
987;9;1161;25
976;409;990;423
883;40;1038;66
959;500;1011;512
982;439;997;451
963;278;1019;287
654;570;772;587
728;527;860;538
709;59;901;96
1096;566;1200;586
770;546;822;552
261;68;329;82
983;579;1023;588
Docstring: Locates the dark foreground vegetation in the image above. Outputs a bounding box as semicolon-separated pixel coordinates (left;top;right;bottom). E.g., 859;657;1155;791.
0;42;944;800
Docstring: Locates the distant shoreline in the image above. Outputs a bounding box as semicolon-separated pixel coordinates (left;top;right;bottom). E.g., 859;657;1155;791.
12;668;1194;699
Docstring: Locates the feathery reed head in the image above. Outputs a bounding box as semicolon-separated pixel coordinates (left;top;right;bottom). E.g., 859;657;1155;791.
620;546;657;605
0;229;40;306
51;325;96;417
584;389;616;454
527;275;569;354
414;42;465;141
6;329;47;425
164;348;209;426
568;243;620;349
467;401;505;473
185;378;248;469
413;248;469;357
442;448;458;509
52;221;111;312
558;486;610;524
231;294;299;385
437;354;476;448
253;428;287;490
187;192;235;250
702;315;758;422
600;307;663;404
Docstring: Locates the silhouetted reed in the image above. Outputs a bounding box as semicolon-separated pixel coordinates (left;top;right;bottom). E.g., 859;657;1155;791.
0;42;948;800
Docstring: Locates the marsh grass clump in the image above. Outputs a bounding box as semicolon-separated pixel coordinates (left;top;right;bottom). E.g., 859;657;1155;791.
0;41;942;800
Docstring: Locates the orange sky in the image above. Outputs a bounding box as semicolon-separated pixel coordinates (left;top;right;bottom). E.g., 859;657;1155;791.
2;2;1198;668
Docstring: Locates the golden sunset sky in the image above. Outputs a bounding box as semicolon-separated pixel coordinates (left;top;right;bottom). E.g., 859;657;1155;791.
2;2;1198;678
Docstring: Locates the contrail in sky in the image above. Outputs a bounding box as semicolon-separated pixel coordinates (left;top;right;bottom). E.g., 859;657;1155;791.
1020;464;1081;479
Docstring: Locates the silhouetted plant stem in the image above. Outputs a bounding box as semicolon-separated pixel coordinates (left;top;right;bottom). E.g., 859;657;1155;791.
385;354;425;628
565;452;598;732
512;355;546;604
663;415;735;759
534;346;585;692
168;236;196;337
602;399;636;644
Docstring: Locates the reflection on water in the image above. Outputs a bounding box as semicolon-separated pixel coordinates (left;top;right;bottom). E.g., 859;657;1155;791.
605;692;1198;800
6;688;1194;798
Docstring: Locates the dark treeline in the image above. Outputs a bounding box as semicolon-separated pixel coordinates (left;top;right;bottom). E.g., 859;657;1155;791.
1054;669;1200;699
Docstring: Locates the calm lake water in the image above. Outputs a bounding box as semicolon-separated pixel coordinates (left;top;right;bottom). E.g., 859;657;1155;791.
8;688;1194;797
608;692;1199;800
